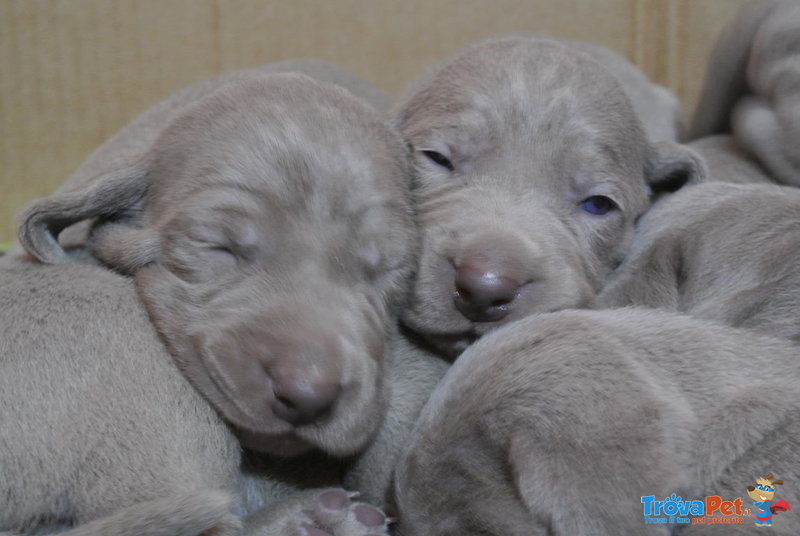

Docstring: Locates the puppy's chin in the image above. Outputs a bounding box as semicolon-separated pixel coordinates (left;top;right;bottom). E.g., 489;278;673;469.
405;318;524;359
404;284;598;358
410;328;478;360
235;428;315;457
427;331;479;358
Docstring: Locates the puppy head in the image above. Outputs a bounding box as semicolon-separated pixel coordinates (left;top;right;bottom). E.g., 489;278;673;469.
18;73;416;456
392;36;705;356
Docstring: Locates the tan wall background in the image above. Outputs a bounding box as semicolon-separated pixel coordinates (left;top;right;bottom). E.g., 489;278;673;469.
0;0;745;247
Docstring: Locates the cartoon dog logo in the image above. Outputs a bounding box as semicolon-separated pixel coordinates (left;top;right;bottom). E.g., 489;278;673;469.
747;474;791;527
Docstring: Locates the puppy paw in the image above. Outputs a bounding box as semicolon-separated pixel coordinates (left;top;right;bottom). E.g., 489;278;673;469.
245;488;390;536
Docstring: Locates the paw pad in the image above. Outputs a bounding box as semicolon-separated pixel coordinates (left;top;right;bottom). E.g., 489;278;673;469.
298;488;390;536
354;504;386;527
318;489;350;511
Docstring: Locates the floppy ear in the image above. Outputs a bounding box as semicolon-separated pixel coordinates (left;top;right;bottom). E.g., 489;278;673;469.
17;160;152;264
645;141;708;198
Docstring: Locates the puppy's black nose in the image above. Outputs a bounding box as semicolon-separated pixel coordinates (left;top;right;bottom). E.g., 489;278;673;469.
272;374;341;426
453;264;522;322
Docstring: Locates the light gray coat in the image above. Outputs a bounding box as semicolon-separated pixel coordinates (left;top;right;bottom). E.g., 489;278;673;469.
393;308;800;535
390;35;706;358
690;0;800;187
1;62;448;536
599;181;800;344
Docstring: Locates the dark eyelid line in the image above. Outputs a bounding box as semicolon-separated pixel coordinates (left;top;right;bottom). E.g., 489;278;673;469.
421;149;455;171
197;240;261;262
189;214;260;249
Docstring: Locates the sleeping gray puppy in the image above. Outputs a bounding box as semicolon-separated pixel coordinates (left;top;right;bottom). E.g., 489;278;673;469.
390;35;705;358
689;0;800;187
2;63;448;535
7;58;390;259
393;308;800;535
598;181;800;343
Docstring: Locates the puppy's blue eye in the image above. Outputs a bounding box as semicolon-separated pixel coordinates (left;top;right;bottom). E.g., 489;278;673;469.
580;195;617;215
422;150;454;172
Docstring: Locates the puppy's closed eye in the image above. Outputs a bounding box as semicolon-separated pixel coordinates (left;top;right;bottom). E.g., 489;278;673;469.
185;221;259;270
163;228;254;283
202;244;239;267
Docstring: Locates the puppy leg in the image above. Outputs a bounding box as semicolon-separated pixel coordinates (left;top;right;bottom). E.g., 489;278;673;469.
508;348;689;535
243;488;389;536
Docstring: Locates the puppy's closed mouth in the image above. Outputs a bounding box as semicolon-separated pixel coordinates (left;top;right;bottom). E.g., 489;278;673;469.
207;360;330;456
196;346;298;434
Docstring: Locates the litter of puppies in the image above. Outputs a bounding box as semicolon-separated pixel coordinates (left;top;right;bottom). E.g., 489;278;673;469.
2;1;799;534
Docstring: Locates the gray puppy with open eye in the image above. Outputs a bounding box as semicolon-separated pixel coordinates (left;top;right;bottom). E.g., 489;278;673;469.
1;62;448;536
390;35;706;358
690;0;800;187
392;178;800;535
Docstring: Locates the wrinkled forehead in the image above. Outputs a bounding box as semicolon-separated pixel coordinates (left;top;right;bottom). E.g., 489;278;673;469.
399;38;641;146
150;74;410;226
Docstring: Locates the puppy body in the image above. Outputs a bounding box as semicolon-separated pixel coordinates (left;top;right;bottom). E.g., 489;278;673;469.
391;35;705;357
599;181;800;343
688;135;774;184
690;0;800;186
0;258;242;536
394;308;800;535
2;63;446;535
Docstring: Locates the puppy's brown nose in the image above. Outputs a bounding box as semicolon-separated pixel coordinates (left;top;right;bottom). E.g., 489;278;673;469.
453;238;533;323
268;332;342;426
271;373;341;426
454;264;523;322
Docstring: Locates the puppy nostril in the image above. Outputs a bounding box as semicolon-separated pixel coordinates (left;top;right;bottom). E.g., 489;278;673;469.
455;285;472;302
272;378;341;426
